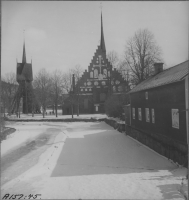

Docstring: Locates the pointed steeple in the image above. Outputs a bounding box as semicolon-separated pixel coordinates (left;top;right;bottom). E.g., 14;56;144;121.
22;41;26;64
100;12;106;53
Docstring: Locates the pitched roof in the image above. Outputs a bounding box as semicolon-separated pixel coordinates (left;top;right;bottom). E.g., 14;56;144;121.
129;60;189;93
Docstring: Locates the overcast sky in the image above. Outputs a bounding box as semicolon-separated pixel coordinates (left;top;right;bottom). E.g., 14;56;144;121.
1;1;188;77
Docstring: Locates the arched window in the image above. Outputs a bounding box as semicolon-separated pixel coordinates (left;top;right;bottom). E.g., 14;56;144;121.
118;86;123;92
90;71;93;78
94;69;98;78
103;69;107;78
113;86;116;92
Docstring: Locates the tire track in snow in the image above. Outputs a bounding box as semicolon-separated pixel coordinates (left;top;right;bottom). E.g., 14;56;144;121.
1;128;60;186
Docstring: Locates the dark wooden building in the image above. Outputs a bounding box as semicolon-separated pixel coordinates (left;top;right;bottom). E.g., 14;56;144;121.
63;13;129;115
125;61;189;165
10;42;34;114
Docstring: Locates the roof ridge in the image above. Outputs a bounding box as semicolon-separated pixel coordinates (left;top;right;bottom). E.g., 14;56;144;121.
163;60;189;72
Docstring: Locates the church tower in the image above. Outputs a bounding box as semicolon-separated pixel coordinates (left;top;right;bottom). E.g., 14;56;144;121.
10;41;34;114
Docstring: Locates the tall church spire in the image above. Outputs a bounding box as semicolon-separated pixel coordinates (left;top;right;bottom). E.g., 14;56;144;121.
100;12;106;53
22;41;26;64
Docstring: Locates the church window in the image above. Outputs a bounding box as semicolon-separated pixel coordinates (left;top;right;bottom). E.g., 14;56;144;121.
113;86;116;92
100;93;106;102
115;80;120;85
101;81;106;85
90;71;93;78
81;89;83;92
89;88;92;91
94;81;98;86
111;81;114;85
103;69;107;78
95;105;99;112
108;71;110;77
94;69;98;78
85;88;88;91
87;81;91;86
118;86;123;92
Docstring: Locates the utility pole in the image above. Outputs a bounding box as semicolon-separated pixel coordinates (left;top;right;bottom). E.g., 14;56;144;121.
25;80;28;114
187;62;189;199
32;93;34;117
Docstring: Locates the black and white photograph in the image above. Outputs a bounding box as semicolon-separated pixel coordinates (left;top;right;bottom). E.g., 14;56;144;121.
1;1;189;199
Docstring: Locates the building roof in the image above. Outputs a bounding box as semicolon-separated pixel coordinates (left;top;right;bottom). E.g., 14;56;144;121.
129;60;189;93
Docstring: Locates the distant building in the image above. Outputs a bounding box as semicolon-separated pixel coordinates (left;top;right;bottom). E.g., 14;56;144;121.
125;60;189;165
63;13;129;115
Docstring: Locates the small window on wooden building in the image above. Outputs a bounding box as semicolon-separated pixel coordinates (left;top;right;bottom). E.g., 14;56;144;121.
138;108;142;121
172;109;179;129
145;91;148;100
145;108;150;122
132;108;135;119
151;109;155;123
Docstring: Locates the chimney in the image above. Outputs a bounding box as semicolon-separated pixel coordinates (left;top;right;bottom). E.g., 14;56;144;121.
154;63;163;75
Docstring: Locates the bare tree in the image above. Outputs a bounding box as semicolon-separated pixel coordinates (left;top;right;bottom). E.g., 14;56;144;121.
124;29;163;85
1;72;18;114
107;50;119;69
117;59;131;90
70;65;83;116
33;69;51;118
51;70;64;117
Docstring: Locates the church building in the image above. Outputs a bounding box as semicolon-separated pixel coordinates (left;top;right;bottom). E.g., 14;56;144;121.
63;13;129;115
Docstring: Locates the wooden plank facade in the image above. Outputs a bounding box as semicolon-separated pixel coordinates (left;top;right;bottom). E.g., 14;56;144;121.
126;61;189;165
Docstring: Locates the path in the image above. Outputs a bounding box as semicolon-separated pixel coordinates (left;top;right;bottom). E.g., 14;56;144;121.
1;121;187;199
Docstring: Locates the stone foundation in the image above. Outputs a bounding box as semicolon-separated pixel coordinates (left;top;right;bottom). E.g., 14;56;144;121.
125;125;187;166
103;118;187;167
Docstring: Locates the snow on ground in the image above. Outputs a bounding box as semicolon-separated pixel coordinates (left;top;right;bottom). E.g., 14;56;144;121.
1;122;53;155
1;121;188;199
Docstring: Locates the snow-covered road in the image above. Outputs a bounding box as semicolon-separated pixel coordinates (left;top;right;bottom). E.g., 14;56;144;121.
1;121;187;199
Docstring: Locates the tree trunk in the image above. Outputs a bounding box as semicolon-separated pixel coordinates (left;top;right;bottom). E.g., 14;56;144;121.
55;101;57;117
71;104;73;119
32;100;34;117
43;106;45;118
77;102;79;116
